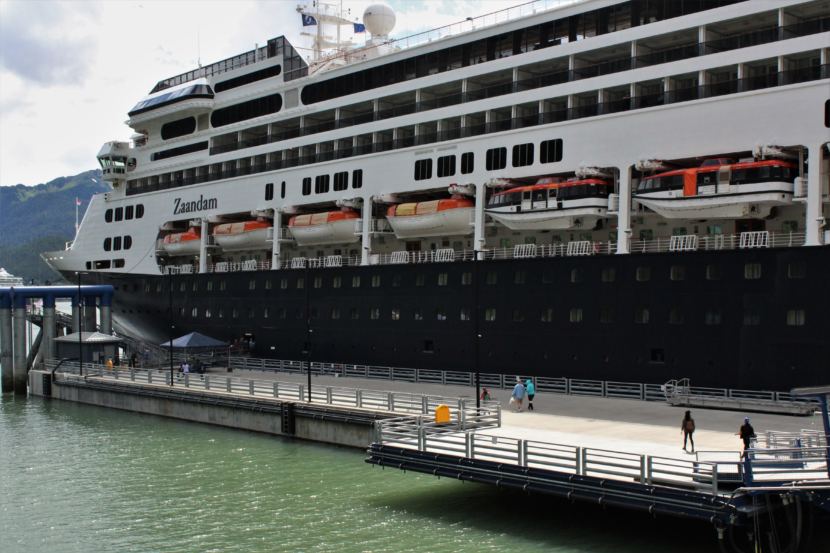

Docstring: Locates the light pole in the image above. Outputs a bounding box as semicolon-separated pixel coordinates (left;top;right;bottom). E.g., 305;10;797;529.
473;250;481;408
77;271;83;376
305;263;312;402
168;269;174;387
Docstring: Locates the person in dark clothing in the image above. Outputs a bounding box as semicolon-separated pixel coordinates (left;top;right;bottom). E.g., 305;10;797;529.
738;417;756;452
681;410;695;453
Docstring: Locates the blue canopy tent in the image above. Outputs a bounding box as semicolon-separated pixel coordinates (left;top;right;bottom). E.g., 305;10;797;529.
160;331;227;349
160;332;228;373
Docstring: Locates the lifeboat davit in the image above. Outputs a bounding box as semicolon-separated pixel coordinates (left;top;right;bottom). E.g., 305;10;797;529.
161;227;201;255
212;220;271;251
485;178;612;230
288;210;360;246
386;198;474;239
633;159;796;219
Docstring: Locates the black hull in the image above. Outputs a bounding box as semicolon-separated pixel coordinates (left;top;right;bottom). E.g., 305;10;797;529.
86;247;829;391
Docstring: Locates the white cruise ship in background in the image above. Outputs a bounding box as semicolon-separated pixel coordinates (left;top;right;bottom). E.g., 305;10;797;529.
43;0;830;391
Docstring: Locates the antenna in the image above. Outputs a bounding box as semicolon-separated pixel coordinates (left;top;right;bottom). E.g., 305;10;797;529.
197;26;202;68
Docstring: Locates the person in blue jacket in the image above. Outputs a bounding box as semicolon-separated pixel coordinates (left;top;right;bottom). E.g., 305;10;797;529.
510;379;526;412
525;378;536;411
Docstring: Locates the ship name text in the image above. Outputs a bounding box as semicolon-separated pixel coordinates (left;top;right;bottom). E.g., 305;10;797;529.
173;195;218;215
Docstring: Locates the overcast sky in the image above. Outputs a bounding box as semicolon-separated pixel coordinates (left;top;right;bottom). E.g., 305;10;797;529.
0;0;535;187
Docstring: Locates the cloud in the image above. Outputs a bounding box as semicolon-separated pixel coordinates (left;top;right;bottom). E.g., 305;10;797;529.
0;1;100;86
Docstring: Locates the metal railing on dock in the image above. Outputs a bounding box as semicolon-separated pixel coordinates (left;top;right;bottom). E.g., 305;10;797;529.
375;415;829;496
44;360;494;419
228;357;812;407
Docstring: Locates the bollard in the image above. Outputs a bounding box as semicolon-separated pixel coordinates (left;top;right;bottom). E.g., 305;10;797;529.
646;456;653;485
579;447;588;475
639;455;646;483
418;426;426;451
521;440;528;467
298;384;304;401
388;392;394;412
148;371;153;384
273;382;279;398
226;377;232;393
249;380;254;396
185;374;190;388
130;369;135;381
205;375;210;390
356;389;363;408
421;395;429;415
326;386;332;404
465;432;473;458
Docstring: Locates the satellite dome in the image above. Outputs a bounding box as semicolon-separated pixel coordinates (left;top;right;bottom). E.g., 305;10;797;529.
363;4;396;37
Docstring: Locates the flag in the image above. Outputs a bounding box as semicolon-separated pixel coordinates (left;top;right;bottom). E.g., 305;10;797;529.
353;23;365;33
75;197;81;206
301;14;317;26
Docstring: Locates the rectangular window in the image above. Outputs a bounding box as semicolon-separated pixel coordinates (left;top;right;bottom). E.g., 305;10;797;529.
636;266;651;282
370;308;380;320
744;263;762;280
265;182;274;200
569;308;583;323
461;272;472;285
540;308;553;323
512;309;525;322
391;308;400;321
485;308;496;321
514;270;527;284
371;275;381;287
392;274;402;287
485;147;507;170
352;275;361;288
313;276;322;288
125;205;134;220
540;139;563;163
352;169;363;189
437;155;456;177
460;308;471;321
705;309;722;325
569;268;582;283
706;264;721;280
280;278;288;289
415;274;425;287
787;263;806;279
115;207;123;221
512;143;534;167
350;307;359;320
281;181;286;198
248;279;256;290
460;152;474;174
331;308;341;320
333;171;348;191
485;271;497;285
414;159;433;180
601;268;615;283
302;177;311;195
437;272;448;286
600;307;614;324
296;277;305;289
669;308;684;325
786;309;805;326
670;265;685;281
635;308;650;324
414;309;423;321
743;310;761;326
435;309;447;321
333;276;342;288
113;236;122;250
314;174;330;194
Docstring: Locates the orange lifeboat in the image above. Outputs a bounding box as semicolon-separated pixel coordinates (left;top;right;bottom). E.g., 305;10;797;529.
386;197;474;238
212;220;271;251
287;209;360;246
161;227;201;255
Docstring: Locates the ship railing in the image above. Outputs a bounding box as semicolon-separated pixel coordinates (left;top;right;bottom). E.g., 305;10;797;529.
761;430;828;449
64;240;73;250
631;232;805;254
45;359;497;421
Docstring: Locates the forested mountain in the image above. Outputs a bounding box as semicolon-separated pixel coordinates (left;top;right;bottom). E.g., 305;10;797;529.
0;170;108;283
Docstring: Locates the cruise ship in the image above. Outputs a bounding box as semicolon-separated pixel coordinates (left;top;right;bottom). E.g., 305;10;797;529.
43;0;829;391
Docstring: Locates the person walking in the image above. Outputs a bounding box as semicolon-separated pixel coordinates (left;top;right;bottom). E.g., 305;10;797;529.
681;410;695;453
525;378;536;411
510;379;526;412
738;417;756;453
480;387;491;401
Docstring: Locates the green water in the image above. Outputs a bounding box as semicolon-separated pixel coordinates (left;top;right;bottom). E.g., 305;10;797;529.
0;396;717;552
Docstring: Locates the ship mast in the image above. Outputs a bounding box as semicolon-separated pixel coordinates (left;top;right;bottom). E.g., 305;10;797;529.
297;0;357;62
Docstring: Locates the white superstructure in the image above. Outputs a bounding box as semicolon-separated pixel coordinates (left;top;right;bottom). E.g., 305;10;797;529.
43;0;829;277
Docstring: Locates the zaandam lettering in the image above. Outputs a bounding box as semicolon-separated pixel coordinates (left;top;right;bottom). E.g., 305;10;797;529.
173;195;218;214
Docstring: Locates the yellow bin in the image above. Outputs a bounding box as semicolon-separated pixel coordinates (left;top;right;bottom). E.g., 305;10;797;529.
434;404;450;424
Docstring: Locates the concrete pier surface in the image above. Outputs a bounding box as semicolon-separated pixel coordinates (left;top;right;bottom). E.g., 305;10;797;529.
228;367;821;454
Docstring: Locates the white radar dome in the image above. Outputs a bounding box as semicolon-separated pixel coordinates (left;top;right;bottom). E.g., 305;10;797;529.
363;4;396;37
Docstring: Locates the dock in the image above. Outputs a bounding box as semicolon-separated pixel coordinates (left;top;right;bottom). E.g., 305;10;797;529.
26;361;830;551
